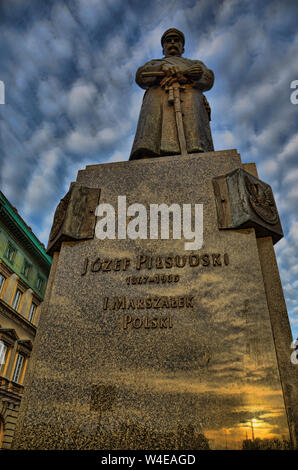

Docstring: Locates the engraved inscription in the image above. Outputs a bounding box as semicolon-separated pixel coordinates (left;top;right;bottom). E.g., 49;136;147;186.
123;315;173;329
90;257;131;273
126;274;180;285
80;252;230;333
81;252;230;275
103;296;194;310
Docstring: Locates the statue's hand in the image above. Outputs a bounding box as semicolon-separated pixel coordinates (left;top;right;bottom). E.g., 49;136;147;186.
185;64;203;81
160;65;188;87
161;64;176;75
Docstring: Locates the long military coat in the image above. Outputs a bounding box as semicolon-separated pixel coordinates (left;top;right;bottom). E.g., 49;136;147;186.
129;55;214;160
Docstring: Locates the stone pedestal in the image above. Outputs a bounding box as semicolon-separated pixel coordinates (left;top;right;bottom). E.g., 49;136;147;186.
12;150;297;450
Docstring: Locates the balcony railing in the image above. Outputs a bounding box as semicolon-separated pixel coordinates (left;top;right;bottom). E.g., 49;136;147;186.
0;376;24;395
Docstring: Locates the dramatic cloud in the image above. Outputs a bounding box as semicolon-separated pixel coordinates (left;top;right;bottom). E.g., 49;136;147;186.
0;0;297;337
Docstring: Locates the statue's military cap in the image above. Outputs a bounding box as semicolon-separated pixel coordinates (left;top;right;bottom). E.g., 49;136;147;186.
161;28;185;46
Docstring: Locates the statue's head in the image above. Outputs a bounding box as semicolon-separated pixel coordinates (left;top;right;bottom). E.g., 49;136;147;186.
161;28;185;57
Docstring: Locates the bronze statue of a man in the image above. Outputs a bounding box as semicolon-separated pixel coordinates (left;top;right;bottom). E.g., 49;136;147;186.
129;28;214;160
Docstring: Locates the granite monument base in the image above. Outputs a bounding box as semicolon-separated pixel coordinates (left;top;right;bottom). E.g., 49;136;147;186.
12;150;297;450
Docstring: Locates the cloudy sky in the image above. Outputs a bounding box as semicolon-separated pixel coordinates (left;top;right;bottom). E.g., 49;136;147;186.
0;0;297;338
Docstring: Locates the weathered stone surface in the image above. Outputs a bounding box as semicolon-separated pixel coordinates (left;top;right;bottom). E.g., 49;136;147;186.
257;237;298;449
12;150;295;450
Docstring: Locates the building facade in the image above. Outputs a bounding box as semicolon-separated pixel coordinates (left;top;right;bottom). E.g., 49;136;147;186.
0;191;51;449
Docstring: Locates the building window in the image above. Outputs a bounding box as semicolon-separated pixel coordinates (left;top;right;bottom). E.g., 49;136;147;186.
21;260;31;279
12;289;22;311
4;242;16;263
12;353;25;383
36;275;44;291
0;274;6;294
28;302;37;323
0;341;7;375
